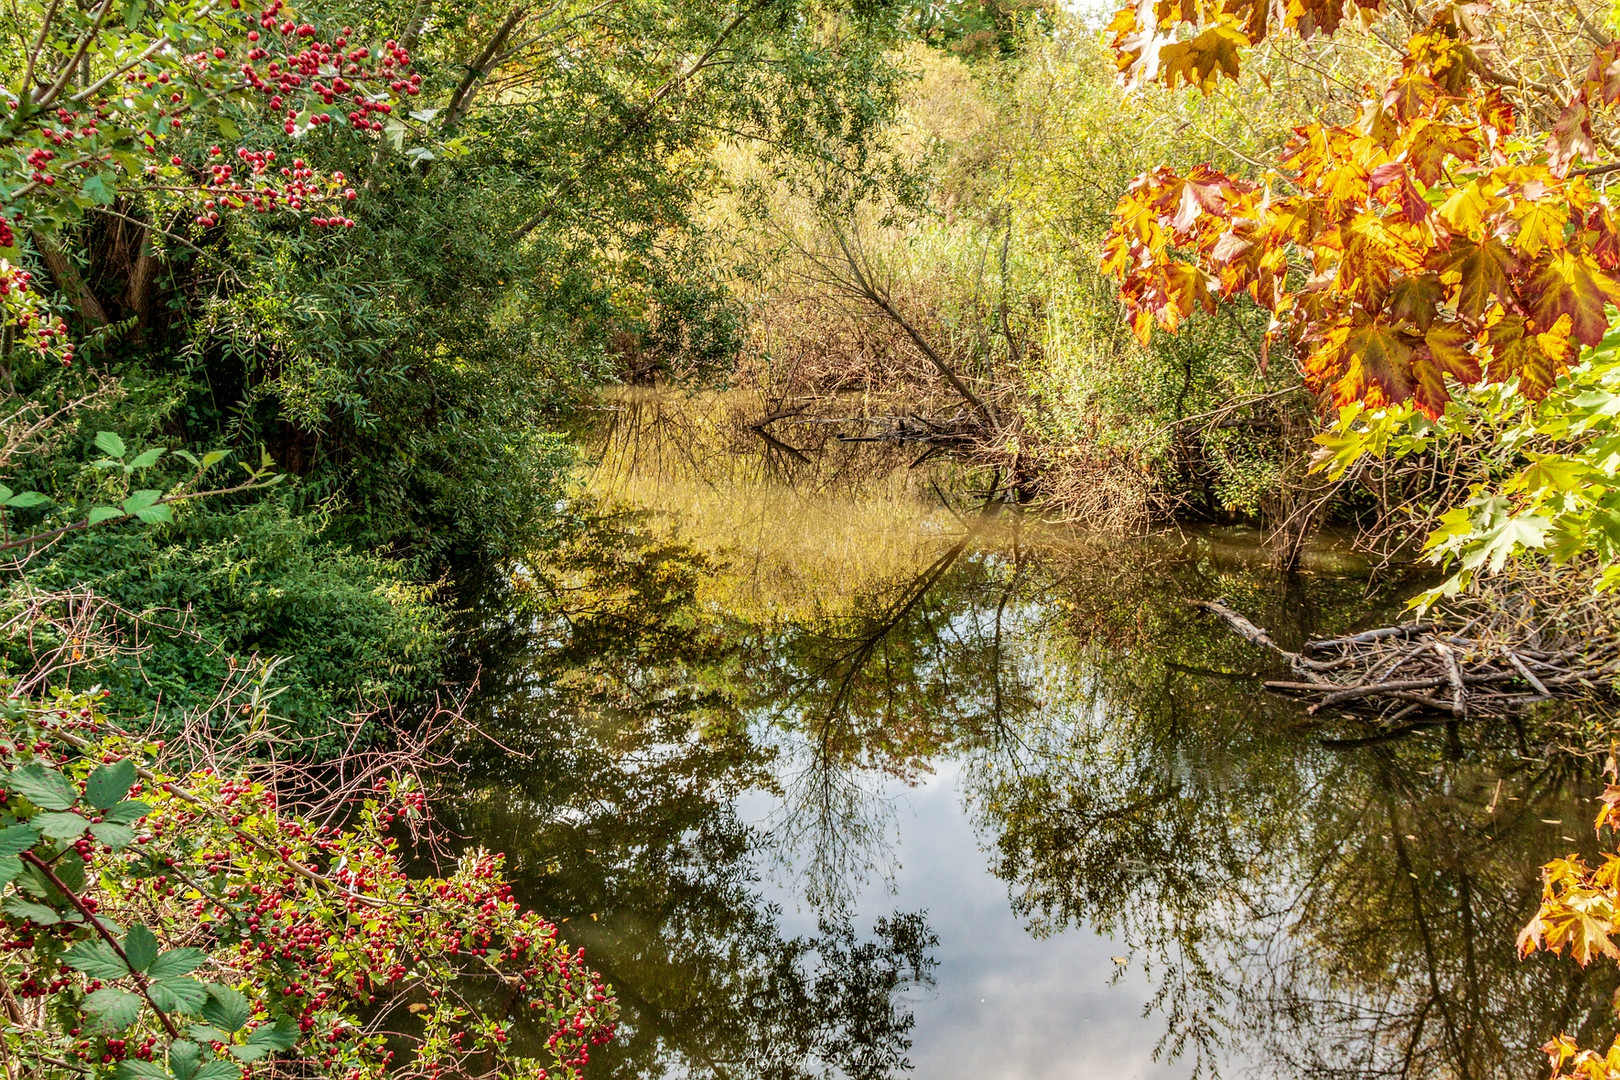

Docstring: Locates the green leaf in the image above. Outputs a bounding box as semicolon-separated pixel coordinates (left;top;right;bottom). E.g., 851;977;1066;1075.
8;765;78;809
245;1020;297;1051
149;976;208;1013
84;988;144;1032
33;811;88;840
116;1060;169;1080
0;823;40;855
0;856;21;885
95;431;127;459
123;925;159;973
120;0;146;28
169;1040;202;1080
103;800;151;825
4;491;50;508
228;1045;272;1063
193;1062;243;1080
128;448;165;469
172;450;200;467
80;172;118;205
3;896;61;925
200;450;229;469
148;948;207;979
89;821;136;850
201;984;251;1032
135;504;174;525
88;506;124;525
86;760;137;809
122;490;162;515
215;115;241;142
64;939;132;980
52;850;86;893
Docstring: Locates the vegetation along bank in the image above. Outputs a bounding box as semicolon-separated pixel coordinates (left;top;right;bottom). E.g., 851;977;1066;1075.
5;0;1620;1076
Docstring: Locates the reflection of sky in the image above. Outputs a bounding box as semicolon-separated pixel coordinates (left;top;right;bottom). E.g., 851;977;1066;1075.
738;760;1199;1080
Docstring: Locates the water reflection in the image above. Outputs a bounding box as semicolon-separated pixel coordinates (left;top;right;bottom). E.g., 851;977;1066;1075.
443;504;1618;1079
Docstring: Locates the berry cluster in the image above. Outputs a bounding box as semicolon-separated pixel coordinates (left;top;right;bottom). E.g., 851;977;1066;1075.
0;693;618;1080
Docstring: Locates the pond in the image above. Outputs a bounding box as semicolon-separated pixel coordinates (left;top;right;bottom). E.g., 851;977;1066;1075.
438;395;1620;1080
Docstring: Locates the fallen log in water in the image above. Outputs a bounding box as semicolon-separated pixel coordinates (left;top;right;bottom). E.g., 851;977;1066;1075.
1192;598;1619;719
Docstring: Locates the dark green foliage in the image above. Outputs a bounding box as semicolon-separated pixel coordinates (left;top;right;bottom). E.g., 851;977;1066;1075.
20;501;446;745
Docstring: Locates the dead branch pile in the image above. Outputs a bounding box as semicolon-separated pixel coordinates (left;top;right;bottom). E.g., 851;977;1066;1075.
1195;597;1620;720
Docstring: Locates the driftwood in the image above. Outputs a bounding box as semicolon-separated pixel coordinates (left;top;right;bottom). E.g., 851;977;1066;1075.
1193;599;1619;720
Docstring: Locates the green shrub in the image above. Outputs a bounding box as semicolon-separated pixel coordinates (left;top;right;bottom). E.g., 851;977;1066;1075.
18;499;446;749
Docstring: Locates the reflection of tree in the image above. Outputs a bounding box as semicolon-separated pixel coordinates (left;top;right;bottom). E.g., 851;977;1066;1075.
745;505;1044;905
439;513;937;1080
964;541;1620;1080
446;502;1616;1080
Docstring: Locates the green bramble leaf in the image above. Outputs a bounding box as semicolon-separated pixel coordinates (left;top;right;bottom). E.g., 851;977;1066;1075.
169;1040;202;1080
86;760;137;810
88;506;124;525
193;1061;243;1080
33;811;88;840
94;432;127;459
4;491;50;508
201;450;229;469
8;765;79;809
64;939;132;981
187;1024;230;1045
83;988;143;1032
89;821;136;850
0;824;40;855
228;1045;272;1063
103;800;151;825
3;896;62;925
246;1020;298;1050
135;503;174;524
148;976;208;1013
128;448;165;469
116;1060;170;1080
201;984;251;1032
123;925;159;973
51;850;86;893
0;856;21;885
148;948;207;979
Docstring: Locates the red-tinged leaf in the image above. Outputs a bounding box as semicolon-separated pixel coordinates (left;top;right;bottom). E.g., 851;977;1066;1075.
1382;68;1437;121
1440;236;1517;318
1474;87;1515;148
1585;42;1620;105
1367;162;1418;215
1169;165;1233;231
1208;229;1253;264
1409;321;1480;415
1156;20;1248;92
1326;318;1417;405
1484;313;1570;396
1512;199;1568;258
1387;274;1445;330
1533;250;1620;346
1400;119;1480;185
1548;100;1595;178
1425;322;1480;380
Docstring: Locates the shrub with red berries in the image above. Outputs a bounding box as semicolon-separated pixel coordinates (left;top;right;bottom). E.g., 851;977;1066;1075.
0;687;617;1080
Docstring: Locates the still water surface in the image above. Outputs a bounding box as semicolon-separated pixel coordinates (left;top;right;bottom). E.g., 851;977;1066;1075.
442;440;1618;1080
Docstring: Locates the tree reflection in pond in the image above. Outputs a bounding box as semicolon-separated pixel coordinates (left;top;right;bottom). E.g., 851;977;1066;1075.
444;506;1619;1079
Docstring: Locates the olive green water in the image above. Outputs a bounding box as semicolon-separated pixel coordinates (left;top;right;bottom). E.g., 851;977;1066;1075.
438;424;1618;1080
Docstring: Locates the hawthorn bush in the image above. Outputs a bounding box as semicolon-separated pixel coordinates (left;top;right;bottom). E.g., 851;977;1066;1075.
0;683;616;1080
